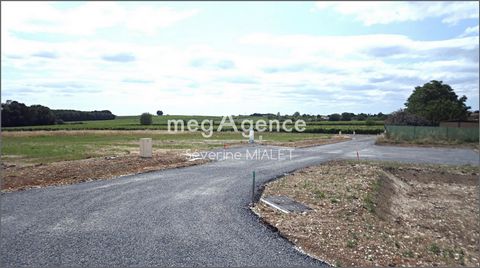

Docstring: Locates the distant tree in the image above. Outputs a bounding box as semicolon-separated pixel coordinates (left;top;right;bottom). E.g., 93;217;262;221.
1;100;30;127
156;110;164;116
1;100;55;127
329;113;341;121
341;112;355;121
1;100;116;127
53;109;115;121
365;118;376;126
29;105;56;125
354;113;367;121
376;112;388;120
293;111;300;117
405;80;470;125
140;113;153;125
385;109;431;126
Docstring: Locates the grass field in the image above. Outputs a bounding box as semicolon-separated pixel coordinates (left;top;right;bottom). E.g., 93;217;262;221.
1;115;383;165
2;115;385;134
1;130;337;165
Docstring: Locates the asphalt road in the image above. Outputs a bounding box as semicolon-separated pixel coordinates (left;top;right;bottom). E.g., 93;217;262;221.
1;136;478;266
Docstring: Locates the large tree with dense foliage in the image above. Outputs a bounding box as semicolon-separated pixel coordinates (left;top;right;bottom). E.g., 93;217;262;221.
405;80;470;125
328;113;341;121
341;112;355;121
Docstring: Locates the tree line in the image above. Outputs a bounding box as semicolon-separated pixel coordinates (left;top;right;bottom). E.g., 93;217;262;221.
1;100;116;127
248;112;388;121
53;109;115;122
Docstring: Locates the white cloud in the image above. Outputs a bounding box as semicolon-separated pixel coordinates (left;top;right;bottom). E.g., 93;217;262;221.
240;33;478;62
314;1;479;26
1;3;478;115
1;2;198;36
459;25;479;37
3;30;478;115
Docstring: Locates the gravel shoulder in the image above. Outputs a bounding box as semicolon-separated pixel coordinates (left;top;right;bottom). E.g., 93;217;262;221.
253;160;480;266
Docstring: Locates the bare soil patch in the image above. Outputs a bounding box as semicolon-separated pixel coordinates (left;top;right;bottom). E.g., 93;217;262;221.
1;151;207;192
253;161;479;267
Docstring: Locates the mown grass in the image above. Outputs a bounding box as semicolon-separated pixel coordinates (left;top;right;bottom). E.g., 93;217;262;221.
1;131;334;165
376;136;479;150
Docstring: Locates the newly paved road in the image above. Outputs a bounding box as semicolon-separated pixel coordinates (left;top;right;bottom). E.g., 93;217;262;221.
1;136;478;266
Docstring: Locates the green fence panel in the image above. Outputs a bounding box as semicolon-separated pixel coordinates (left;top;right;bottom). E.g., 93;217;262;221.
446;127;479;142
415;126;448;140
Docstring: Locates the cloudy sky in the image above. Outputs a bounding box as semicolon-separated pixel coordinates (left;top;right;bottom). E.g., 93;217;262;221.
1;1;479;116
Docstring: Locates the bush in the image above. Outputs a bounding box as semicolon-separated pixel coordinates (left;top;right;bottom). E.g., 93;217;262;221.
385;109;431;126
140;113;153;125
365;118;375;126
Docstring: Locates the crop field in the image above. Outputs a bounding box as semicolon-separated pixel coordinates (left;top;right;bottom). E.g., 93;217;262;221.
2;115;385;134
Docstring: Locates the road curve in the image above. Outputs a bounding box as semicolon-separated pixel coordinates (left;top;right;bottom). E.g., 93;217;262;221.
1;136;478;266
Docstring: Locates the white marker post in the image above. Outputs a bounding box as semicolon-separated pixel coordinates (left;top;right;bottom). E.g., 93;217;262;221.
249;128;255;144
139;138;152;158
